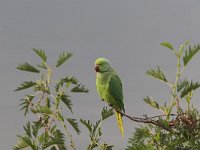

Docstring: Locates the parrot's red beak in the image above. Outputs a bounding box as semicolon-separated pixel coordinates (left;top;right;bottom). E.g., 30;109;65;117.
95;65;99;72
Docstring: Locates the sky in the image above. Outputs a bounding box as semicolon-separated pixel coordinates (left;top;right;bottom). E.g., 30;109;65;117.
1;0;200;149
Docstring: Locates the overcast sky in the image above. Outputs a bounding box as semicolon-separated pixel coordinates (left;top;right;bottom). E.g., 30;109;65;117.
1;0;200;149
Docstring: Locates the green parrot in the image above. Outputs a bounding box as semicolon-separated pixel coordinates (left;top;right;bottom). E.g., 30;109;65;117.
95;58;125;137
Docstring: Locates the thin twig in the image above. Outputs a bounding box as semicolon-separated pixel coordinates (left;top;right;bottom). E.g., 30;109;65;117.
144;114;176;119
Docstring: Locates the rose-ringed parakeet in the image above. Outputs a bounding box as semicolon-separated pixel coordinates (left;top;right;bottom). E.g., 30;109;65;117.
95;58;125;137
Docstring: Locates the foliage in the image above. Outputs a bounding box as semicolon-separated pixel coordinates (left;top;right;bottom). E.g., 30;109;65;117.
56;52;73;68
14;41;200;150
146;66;167;83
80;107;114;150
17;63;40;73
14;49;91;150
126;41;200;150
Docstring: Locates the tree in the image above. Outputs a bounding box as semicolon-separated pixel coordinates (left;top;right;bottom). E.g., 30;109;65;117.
13;49;113;150
14;42;200;150
126;41;200;150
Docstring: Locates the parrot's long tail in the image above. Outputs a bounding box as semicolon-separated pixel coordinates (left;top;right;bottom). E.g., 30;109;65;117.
115;111;124;138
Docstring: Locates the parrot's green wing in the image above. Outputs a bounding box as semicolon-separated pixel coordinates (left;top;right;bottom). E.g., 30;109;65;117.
109;74;125;112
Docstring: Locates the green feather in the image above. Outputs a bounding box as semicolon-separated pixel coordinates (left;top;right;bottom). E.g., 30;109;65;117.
95;58;124;111
95;58;125;137
109;74;124;112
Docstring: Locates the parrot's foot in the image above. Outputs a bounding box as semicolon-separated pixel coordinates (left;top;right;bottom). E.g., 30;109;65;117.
108;103;113;107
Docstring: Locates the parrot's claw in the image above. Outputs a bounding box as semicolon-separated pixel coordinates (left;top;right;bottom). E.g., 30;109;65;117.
108;103;113;107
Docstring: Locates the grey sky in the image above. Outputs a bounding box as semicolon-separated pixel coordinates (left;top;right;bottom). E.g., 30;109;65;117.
1;0;200;149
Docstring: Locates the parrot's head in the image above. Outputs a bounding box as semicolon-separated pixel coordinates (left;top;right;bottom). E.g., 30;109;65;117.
95;58;111;73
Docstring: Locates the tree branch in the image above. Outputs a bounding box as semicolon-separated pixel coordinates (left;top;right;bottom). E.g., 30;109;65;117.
116;110;175;132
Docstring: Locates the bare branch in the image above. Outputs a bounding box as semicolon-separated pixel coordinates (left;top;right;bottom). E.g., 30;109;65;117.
116;110;175;132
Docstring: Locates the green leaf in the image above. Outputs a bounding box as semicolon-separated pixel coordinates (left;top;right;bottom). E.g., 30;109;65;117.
67;118;81;134
126;143;154;150
144;96;160;110
158;118;170;131
34;80;50;93
43;139;65;150
13;136;37;150
38;132;49;147
146;66;167;83
101;107;114;120
132;127;151;143
32;48;47;62
13;136;30;150
160;41;174;51
80;119;92;132
54;129;65;140
177;79;189;92
23;122;32;138
183;44;200;66
92;120;101;133
37;62;47;69
185;91;193;105
89;143;98;150
17;63;40;73
100;143;114;150
39;133;49;149
56;52;73;68
63;76;78;85
19;100;29;115
43;130;66;150
180;81;200;98
15;81;36;91
55;76;78;92
98;126;102;137
60;94;73;113
32;120;43;137
31;105;52;115
54;129;65;139
45;97;51;108
71;84;89;93
56;112;64;122
19;95;34;115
